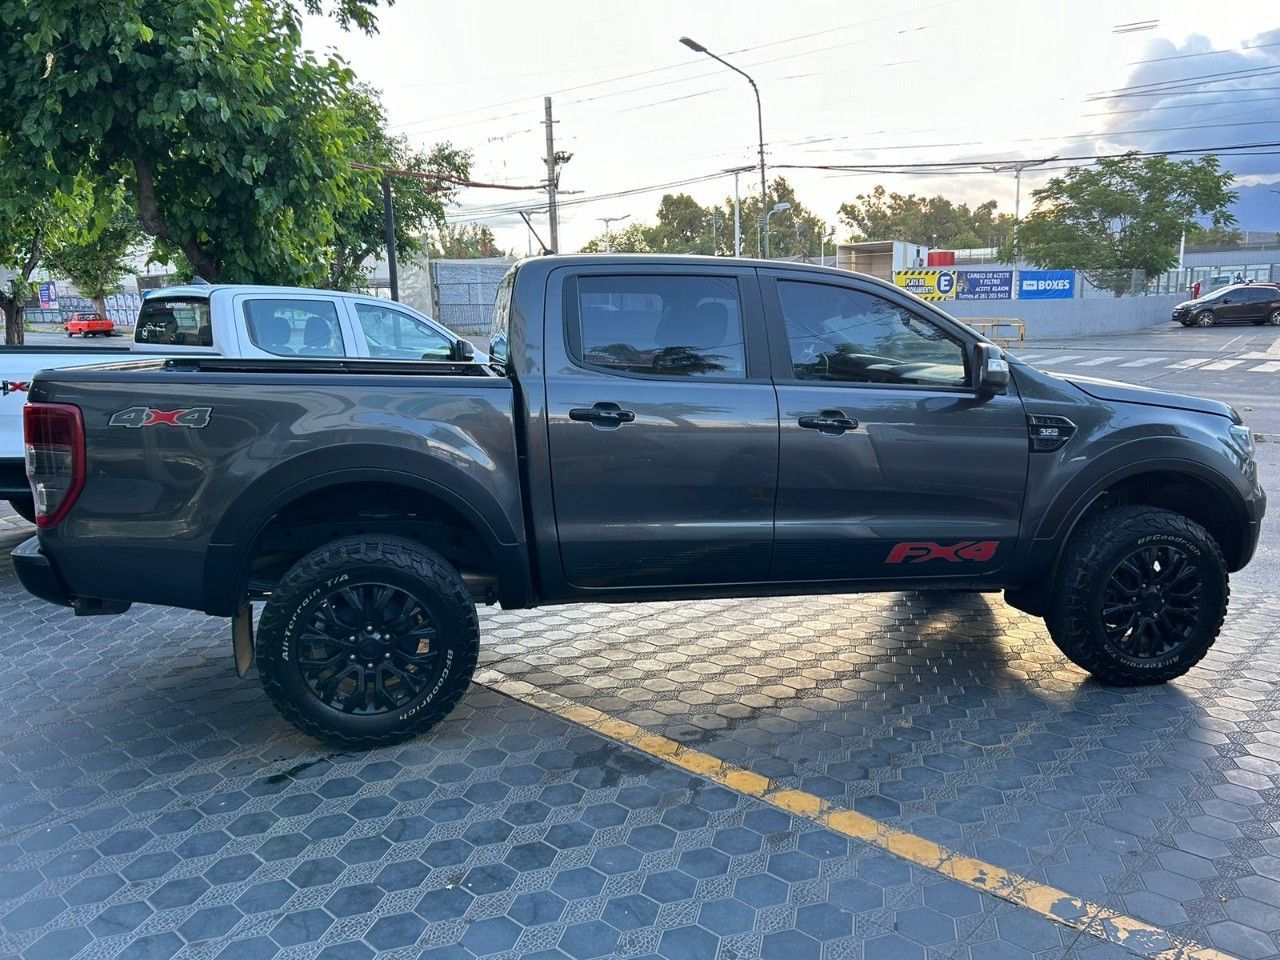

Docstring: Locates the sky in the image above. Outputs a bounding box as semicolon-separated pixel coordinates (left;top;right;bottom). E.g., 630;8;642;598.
301;0;1280;253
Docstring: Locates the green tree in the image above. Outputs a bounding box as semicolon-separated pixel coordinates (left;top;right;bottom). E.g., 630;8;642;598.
737;177;828;259
0;143;52;344
839;186;1013;248
579;222;654;254
427;224;512;260
648;194;715;254
0;0;410;286
327;88;470;289
1014;153;1237;296
1184;222;1244;248
46;182;142;318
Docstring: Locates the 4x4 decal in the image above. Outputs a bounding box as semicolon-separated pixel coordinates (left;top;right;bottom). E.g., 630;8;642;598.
886;540;999;564
0;380;29;397
109;406;212;429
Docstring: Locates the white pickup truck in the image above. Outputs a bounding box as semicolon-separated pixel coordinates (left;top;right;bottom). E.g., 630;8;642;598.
1;284;476;520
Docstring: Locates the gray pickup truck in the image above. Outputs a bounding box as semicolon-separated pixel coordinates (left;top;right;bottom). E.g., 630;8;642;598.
14;256;1266;747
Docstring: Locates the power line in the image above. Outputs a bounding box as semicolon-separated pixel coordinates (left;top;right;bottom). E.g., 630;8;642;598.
1127;39;1280;66
387;0;953;134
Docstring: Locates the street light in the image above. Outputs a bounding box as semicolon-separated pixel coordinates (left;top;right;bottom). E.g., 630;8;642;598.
680;36;768;257
763;202;790;259
982;157;1058;258
598;214;630;253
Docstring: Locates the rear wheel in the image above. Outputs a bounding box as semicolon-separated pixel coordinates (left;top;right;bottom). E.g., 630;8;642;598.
1046;506;1227;685
1194;310;1216;327
256;535;479;748
1268;309;1280;326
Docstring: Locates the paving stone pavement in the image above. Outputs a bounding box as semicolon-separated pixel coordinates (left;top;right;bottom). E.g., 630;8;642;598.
1;504;1278;960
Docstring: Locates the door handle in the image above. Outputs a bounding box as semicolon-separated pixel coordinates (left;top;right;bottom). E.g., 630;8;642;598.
798;409;859;435
569;402;636;428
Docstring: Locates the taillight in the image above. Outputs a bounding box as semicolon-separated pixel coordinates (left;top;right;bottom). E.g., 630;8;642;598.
24;403;85;528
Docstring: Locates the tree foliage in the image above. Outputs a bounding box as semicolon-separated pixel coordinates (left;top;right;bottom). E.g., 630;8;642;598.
0;0;457;293
0;138;56;344
577;178;830;259
327;86;469;289
46;181;142;317
838;185;1013;248
426;224;512;260
1014;153;1237;295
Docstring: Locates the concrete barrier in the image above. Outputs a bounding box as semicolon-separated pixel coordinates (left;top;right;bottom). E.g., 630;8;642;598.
945;293;1182;339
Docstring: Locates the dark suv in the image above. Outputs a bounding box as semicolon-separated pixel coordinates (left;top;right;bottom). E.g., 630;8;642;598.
1172;283;1280;327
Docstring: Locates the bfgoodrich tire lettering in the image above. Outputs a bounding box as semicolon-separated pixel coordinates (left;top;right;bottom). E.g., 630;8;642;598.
256;535;479;748
1045;506;1227;685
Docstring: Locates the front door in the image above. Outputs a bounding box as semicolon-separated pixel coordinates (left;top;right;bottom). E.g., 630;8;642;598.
544;265;778;589
761;272;1029;582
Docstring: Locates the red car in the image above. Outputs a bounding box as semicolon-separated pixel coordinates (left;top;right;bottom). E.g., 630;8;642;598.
64;313;115;337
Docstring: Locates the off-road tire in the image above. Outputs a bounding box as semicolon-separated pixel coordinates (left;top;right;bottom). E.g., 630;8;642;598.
257;535;479;748
1046;506;1227;685
7;498;36;524
1193;310;1216;327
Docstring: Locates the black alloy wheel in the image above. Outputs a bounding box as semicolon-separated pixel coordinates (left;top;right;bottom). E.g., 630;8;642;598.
295;582;443;715
1098;544;1202;661
256;535;479;747
1045;505;1227;685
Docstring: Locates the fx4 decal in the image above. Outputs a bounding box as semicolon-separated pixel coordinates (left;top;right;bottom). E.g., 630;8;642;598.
0;380;30;397
886;540;999;564
109;406;212;429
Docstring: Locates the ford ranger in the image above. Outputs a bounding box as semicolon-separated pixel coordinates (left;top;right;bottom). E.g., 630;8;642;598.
13;256;1266;747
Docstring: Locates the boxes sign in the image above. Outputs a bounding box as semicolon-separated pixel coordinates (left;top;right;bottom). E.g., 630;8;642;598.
1018;270;1075;300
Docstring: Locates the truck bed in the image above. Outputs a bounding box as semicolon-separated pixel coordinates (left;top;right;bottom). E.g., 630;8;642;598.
28;355;522;614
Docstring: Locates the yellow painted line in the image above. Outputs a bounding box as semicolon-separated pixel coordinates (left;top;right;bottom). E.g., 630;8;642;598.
475;670;1238;960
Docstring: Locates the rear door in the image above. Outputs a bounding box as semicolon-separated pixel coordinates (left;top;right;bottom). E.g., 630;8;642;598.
1239;286;1279;322
543;263;778;588
761;271;1029;582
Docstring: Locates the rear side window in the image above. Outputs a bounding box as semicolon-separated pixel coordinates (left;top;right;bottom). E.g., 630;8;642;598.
489;269;514;366
244;299;345;357
569;275;746;379
135;298;212;347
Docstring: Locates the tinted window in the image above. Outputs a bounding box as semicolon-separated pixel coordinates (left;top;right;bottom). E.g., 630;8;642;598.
572;275;745;379
777;281;967;388
135;297;212;347
354;303;452;360
244;299;344;357
1244;287;1277;303
489;269;514;366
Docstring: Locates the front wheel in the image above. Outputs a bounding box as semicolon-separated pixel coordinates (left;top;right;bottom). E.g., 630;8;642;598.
1194;310;1216;327
1046;506;1227;685
256;535;479;748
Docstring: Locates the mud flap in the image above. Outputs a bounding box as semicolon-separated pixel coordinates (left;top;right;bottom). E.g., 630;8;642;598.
233;602;255;677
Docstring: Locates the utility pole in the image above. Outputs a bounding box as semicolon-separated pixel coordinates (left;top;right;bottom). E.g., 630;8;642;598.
382;176;398;301
543;97;559;254
725;166;752;257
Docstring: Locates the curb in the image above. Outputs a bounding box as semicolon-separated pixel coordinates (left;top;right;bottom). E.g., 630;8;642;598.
1256;433;1278;444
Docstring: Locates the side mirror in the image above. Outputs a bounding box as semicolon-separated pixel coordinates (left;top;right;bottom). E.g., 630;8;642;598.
974;343;1010;394
450;339;476;362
